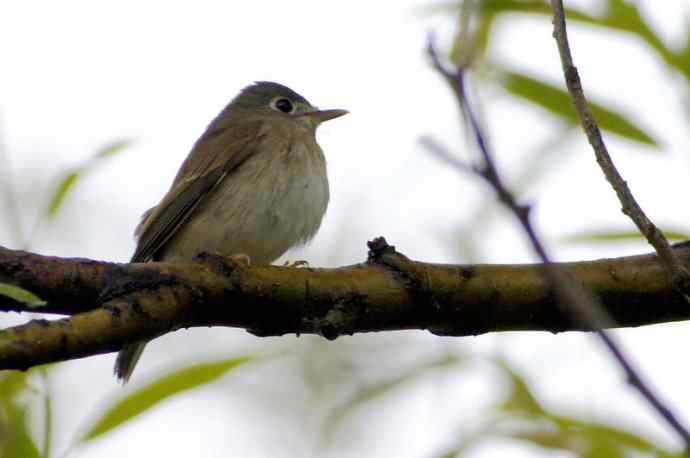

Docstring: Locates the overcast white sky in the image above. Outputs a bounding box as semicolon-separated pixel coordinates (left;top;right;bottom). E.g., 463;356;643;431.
1;1;690;457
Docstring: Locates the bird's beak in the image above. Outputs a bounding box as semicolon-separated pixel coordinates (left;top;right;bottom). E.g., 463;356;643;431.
302;108;349;123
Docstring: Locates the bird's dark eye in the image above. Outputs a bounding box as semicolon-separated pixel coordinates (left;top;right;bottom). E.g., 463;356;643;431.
272;98;294;113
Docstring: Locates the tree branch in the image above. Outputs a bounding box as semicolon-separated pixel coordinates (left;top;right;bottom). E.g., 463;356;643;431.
1;241;690;370
548;3;690;444
550;0;690;296
425;5;690;447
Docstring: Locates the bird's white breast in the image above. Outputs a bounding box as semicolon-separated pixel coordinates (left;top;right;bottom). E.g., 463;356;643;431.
160;136;329;264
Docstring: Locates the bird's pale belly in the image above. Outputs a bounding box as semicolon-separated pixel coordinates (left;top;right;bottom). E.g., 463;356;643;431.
159;146;329;264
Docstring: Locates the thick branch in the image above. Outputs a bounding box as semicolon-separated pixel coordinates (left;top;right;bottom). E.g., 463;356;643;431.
0;241;689;370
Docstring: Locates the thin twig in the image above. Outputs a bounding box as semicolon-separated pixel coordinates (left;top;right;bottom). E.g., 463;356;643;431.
425;35;690;450
550;0;690;296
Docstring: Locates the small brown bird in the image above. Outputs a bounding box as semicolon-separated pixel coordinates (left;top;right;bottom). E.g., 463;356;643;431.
115;81;347;382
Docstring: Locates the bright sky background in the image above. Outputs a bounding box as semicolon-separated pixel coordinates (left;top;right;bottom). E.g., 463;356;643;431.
1;1;690;457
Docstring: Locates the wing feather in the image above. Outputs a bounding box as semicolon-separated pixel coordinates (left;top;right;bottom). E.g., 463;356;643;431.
131;120;265;262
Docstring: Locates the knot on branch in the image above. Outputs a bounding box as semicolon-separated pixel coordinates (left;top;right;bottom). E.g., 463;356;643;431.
367;237;419;281
367;237;440;329
301;294;365;341
366;236;396;262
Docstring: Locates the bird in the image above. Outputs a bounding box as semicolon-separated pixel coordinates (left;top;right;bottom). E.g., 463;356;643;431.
114;81;348;382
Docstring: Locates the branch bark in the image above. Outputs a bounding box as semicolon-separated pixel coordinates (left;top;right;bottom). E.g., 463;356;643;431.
1;240;689;371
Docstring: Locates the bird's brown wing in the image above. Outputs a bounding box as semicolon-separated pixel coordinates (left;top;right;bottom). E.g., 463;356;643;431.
131;120;265;263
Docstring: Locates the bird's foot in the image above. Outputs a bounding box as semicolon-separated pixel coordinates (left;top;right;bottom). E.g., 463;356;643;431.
195;252;251;275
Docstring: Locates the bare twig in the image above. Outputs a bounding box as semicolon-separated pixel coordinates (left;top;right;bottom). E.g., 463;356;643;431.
550;0;690;296
425;34;690;449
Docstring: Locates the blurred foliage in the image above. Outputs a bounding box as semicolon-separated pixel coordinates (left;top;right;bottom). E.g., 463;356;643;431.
495;361;679;457
563;228;690;244
459;0;690;79
498;68;657;146
0;372;40;458
0;283;46;309
449;0;662;147
321;353;463;442
427;0;690;260
47;139;131;219
428;1;690;456
82;356;253;442
437;361;682;457
474;0;690;146
0;139;131;457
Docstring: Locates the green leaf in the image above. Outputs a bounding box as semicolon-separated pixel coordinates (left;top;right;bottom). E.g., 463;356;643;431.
1;415;41;458
552;415;677;457
82;356;252;441
46;170;80;218
435;359;681;457
497;359;546;417
46;139;132;219
505;415;679;457
506;428;627;458
599;0;671;65
460;0;690;87
495;360;679;457
469;0;597;62
0;373;41;458
478;0;595;22
499;70;658;146
563;229;690;244
0;373;30;405
323;354;463;439
95;139;132;159
676;30;690;78
0;282;46;308
472;1;679;75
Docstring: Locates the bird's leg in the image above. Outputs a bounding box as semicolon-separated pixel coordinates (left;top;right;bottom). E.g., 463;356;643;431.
194;252;252;274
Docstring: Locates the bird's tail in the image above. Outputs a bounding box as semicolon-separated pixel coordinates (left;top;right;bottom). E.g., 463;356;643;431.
114;341;147;383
